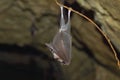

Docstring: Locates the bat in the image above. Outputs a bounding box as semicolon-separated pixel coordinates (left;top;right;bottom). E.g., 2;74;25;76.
46;5;72;65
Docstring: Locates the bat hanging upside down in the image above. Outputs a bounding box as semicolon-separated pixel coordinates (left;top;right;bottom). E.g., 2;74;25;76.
46;5;72;65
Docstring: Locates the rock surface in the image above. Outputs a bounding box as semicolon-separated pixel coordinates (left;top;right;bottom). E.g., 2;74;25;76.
0;0;120;80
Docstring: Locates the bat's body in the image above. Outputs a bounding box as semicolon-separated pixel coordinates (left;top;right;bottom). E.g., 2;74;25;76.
46;6;71;65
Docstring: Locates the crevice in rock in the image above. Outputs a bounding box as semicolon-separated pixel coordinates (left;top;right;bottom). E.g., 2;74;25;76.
64;1;95;21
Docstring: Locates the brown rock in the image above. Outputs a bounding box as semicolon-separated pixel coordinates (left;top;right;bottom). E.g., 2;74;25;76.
0;0;120;80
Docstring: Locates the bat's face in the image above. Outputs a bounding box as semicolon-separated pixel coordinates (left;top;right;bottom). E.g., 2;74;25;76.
45;43;69;65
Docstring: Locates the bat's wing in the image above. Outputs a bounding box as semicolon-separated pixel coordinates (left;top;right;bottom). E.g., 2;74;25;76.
52;31;71;65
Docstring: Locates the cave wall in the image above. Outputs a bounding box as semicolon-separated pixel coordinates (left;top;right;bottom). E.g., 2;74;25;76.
0;0;120;80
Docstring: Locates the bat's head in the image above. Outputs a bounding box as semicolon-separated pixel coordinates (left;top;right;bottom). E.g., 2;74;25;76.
45;43;70;65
